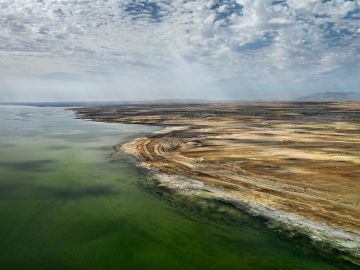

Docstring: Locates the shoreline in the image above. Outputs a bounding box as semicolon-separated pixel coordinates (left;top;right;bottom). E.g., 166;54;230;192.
121;127;360;262
71;102;360;262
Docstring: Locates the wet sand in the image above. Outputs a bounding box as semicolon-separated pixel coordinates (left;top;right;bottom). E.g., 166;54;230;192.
72;102;360;259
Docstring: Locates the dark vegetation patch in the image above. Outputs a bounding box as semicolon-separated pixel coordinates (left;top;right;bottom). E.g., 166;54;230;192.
0;183;18;195
0;143;16;148
47;145;70;151
86;145;112;151
0;160;56;172
41;184;119;200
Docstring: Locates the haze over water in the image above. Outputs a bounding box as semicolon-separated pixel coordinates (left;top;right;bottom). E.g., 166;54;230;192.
0;105;357;269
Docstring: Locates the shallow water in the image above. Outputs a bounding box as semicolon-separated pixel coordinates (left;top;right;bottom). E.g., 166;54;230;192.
0;106;356;270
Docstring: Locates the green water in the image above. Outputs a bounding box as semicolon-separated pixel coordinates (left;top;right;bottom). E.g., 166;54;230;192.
0;106;356;270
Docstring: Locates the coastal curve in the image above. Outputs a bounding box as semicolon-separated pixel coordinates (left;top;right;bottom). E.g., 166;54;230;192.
72;102;360;260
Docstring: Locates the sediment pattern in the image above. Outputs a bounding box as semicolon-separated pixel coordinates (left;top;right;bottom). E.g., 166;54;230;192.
72;102;360;257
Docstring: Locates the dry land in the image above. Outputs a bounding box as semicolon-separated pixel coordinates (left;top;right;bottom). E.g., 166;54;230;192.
73;102;360;258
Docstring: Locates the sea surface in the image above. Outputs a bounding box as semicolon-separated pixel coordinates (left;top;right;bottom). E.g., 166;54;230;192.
0;105;356;270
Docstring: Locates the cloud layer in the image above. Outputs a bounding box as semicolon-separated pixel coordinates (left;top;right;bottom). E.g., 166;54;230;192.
0;0;359;101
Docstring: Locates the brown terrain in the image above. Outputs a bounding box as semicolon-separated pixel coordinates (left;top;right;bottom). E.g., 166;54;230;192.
72;102;360;255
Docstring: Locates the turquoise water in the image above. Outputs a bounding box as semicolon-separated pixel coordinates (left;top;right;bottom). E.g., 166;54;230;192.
0;106;356;270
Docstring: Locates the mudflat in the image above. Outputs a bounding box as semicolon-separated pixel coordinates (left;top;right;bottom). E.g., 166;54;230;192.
73;102;360;257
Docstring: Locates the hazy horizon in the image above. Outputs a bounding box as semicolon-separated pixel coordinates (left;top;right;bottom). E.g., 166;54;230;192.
0;0;359;102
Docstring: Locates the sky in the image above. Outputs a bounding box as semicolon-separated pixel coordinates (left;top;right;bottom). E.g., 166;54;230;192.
0;0;359;102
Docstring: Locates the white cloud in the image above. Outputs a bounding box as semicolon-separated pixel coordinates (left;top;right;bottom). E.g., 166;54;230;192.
0;0;359;101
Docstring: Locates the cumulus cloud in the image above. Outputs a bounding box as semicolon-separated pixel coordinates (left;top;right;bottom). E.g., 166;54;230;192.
0;0;359;101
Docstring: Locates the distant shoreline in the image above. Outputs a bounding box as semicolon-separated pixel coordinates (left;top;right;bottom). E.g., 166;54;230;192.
2;91;360;107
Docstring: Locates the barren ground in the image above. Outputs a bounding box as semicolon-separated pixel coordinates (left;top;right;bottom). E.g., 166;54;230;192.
73;102;360;251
